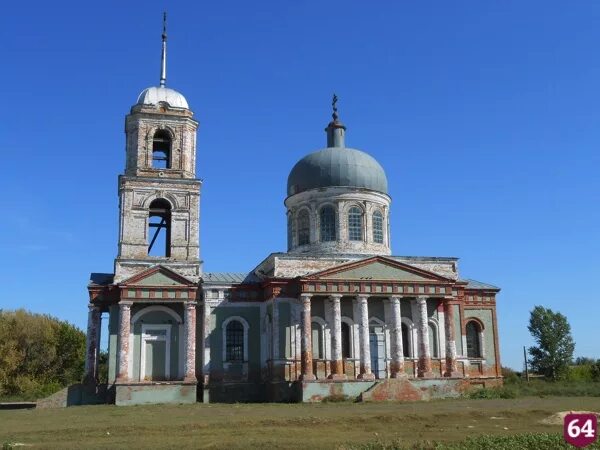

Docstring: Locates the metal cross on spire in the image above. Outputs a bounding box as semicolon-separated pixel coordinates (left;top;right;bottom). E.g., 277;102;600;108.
332;93;339;121
160;12;167;87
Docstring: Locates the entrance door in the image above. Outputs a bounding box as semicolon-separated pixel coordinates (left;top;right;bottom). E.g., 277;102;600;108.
145;340;167;380
369;325;386;379
140;325;171;381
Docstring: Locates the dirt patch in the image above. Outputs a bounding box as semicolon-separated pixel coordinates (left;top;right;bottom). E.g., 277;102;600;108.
540;410;600;425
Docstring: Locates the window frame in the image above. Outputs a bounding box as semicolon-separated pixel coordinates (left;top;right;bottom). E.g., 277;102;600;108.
348;206;363;241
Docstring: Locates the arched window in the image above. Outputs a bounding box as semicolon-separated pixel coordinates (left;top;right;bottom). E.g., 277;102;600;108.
401;323;411;358
372;211;384;244
466;321;482;358
297;210;310;246
287;214;293;250
341;322;351;358
152;130;171;169
148;199;171;257
226;320;244;362
320;206;336;242
428;323;439;358
311;321;323;359
348;207;363;241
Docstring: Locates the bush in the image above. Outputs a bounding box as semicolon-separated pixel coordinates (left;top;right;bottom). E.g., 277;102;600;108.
567;364;594;382
501;366;520;384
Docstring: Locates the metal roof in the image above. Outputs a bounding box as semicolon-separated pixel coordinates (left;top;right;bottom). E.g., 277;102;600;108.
89;273;114;286
202;272;261;284
463;279;500;290
287;147;388;196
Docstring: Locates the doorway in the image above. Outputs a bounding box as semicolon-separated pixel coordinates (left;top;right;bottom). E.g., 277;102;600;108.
140;325;171;381
369;323;386;379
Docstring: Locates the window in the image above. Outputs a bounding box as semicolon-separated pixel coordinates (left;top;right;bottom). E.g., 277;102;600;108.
148;199;171;257
341;322;351;358
466;321;482;358
311;321;323;359
226;320;244;362
348;207;363;241
429;323;438;358
152;130;171;169
373;211;384;244
287;214;293;250
297;210;310;246
320;206;336;242
401;323;411;358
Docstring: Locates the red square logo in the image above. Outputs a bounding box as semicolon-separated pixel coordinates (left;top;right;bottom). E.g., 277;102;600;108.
564;413;598;448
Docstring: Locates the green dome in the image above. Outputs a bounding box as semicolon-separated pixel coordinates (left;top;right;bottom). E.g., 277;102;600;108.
287;147;388;196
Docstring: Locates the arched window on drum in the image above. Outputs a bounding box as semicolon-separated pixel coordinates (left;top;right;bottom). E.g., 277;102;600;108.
372;210;384;244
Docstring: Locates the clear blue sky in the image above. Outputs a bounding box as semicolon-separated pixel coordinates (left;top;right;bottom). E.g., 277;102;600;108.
1;1;599;370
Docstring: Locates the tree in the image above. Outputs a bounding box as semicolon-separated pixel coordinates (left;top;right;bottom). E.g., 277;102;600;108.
527;305;575;380
0;309;86;399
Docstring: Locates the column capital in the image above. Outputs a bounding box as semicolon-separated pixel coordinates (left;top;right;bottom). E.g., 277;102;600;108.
388;296;401;303
354;294;369;303
88;303;101;312
328;294;342;301
416;296;428;304
184;301;198;308
119;300;133;308
300;293;313;302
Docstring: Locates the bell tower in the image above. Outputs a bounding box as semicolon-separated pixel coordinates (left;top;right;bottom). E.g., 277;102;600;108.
114;14;201;283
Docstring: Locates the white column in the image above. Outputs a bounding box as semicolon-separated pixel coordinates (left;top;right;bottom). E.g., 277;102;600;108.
300;294;315;380
355;295;375;380
183;301;197;382
328;294;346;379
443;300;460;377
272;299;280;360
388;296;405;377
416;297;433;378
84;304;101;384
202;301;213;386
116;301;132;383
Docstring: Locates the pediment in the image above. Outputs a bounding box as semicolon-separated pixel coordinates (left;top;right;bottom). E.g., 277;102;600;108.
119;265;195;287
307;257;452;282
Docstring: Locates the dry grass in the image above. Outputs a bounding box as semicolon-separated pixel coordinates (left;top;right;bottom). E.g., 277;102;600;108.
1;397;599;449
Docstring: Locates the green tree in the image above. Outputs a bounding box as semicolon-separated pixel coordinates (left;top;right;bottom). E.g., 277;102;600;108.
527;305;575;380
0;309;86;399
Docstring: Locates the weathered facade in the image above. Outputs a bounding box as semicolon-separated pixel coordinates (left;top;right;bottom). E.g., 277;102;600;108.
85;24;502;406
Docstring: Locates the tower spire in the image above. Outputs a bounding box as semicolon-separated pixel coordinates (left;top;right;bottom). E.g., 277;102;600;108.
325;93;346;147
160;12;167;87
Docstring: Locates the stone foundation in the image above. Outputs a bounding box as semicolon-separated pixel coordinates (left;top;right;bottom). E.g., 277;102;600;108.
115;382;197;406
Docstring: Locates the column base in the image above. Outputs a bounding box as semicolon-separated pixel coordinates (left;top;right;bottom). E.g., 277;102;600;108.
299;373;316;381
183;376;198;383
390;371;408;379
417;371;435;378
443;371;462;378
357;372;376;381
327;373;348;381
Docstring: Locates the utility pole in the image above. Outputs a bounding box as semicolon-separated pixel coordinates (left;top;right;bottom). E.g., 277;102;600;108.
523;346;530;382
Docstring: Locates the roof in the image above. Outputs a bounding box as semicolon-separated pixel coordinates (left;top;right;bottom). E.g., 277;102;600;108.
463;279;500;291
287;147;388;196
202;272;261;284
137;86;189;109
89;273;114;286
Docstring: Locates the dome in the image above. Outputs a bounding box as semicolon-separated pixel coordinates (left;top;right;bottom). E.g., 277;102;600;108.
136;86;189;109
287;147;388;196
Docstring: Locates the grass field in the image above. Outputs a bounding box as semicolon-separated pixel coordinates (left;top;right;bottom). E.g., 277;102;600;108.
1;397;599;449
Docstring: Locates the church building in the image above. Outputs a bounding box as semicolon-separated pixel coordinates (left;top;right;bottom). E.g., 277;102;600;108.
86;20;502;405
